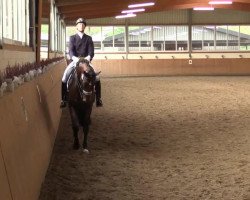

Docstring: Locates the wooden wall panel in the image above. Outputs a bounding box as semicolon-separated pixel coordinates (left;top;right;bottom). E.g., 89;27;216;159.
0;60;66;200
0;150;12;200
92;59;250;76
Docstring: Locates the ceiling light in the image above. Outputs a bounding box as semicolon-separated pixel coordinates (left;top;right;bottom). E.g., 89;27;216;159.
153;26;162;29
204;26;216;29
193;7;215;10
115;13;137;19
128;2;155;8
122;8;145;14
129;32;140;36
209;1;232;5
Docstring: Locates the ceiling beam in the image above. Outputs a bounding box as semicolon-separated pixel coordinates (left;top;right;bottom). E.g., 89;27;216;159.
56;0;101;7
48;0;250;24
60;1;250;20
58;0;250;14
213;2;250;11
63;10;121;19
58;4;137;14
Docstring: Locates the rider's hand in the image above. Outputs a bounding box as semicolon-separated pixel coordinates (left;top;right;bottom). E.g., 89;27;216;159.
85;55;91;62
72;56;79;63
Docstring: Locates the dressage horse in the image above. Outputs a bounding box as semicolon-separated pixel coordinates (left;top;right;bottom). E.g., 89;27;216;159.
67;58;98;153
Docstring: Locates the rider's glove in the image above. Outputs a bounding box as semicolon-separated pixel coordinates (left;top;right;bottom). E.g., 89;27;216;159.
72;56;79;63
85;55;91;62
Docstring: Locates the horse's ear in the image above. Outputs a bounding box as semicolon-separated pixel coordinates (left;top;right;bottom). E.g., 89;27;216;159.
95;71;101;76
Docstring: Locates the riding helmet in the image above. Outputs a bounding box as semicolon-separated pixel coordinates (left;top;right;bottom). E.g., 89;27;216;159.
76;18;87;26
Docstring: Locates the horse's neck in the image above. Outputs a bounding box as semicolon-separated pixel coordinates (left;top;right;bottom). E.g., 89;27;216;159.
68;71;78;93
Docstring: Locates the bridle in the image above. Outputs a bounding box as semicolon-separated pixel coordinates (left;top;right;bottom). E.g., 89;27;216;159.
76;62;96;102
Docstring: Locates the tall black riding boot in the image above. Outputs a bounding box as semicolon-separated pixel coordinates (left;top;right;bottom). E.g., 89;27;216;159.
60;82;68;108
95;80;103;107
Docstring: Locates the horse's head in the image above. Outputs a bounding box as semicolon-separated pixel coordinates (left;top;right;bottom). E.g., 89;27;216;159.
75;58;97;103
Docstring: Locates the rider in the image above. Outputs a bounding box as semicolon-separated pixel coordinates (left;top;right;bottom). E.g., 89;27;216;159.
60;18;103;108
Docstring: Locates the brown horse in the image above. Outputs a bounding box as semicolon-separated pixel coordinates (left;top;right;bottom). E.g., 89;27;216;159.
67;58;98;153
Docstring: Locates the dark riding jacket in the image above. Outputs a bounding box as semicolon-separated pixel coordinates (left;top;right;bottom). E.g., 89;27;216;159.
69;33;94;61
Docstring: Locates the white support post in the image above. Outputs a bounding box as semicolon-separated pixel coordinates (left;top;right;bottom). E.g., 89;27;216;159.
0;0;3;48
125;19;129;58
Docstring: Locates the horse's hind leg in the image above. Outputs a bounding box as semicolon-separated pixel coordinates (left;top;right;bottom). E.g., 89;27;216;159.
72;126;80;150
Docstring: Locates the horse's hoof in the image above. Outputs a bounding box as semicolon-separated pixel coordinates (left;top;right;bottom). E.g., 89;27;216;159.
82;149;89;154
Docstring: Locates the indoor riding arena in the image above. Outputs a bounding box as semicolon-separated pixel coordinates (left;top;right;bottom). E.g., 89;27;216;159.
1;1;250;200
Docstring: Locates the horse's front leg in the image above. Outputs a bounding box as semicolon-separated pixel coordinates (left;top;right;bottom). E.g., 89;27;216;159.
82;108;92;154
82;125;89;153
72;126;80;150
